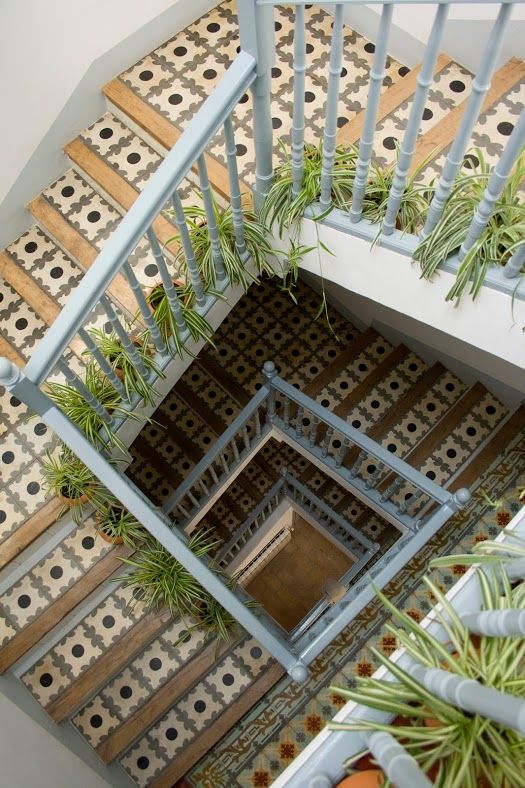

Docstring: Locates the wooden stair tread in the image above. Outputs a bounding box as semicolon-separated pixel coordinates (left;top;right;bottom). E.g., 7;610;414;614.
103;79;249;204
197;351;251;407
47;607;172;723
303;326;379;400
0;545;133;674
378;381;487;492
0;333;25;370
410;57;525;174
344;361;446;468
148;661;285;787
97;636;236;763
450;404;525;493
337;53;452;146
0;498;64;572
0;250;84;358
65;138;178;250
27;196;136;316
334;344;410;419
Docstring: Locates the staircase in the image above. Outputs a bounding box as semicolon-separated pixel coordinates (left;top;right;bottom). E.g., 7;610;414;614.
1;1;524;787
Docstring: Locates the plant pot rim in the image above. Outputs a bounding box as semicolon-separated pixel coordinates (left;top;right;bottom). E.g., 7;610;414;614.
58;490;90;507
95;509;125;545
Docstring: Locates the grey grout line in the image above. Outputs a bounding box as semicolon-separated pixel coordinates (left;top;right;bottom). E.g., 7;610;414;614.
12;565;131;679
0;509;83;595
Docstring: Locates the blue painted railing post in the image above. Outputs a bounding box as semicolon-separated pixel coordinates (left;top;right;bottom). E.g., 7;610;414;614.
319;3;345;210
422;3;512;237
238;0;275;211
503;242;525;279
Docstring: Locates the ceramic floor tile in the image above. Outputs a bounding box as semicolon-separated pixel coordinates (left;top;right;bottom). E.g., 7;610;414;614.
73;692;120;747
121;734;167;786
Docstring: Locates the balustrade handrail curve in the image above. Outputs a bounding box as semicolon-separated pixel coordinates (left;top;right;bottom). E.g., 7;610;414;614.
23;52;257;386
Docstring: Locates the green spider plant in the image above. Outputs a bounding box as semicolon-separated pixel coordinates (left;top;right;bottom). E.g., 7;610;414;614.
85;328;164;407
146;280;215;356
430;526;525;572
361;151;434;237
330;572;525;787
41;446;108;523
45;363;140;453
414;148;525;302
166;196;277;290
260;139;358;237
118;528;221;619
95;501;150;548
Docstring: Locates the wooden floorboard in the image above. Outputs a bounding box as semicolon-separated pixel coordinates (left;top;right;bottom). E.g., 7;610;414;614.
46;607;173;723
337;53;452;146
0;498;64;571
410;58;525;174
27;196;136;316
0;545;133;674
0;334;25;369
65;138;178;250
96;637;235;763
149;662;285;788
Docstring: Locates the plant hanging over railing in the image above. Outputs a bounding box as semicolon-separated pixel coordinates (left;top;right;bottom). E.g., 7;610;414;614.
167;195;277;291
414;149;525;302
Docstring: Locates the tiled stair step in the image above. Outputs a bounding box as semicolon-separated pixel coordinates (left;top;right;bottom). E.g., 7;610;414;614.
0;278;47;363
0;498;63;573
117;634;282;787
0;516;133;673
79;628;239;764
26;192;136;317
411;57;525;175
337;52;452;146
423;66;525;183
104;1;403;189
21;588;172;722
377;381;504;500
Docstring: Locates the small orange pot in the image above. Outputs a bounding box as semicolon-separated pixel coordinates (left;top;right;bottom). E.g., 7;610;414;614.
336;770;384;788
57;490;90;508
95;511;124;545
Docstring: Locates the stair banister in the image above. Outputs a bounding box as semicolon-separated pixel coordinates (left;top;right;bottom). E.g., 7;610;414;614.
381;2;448;234
291;4;306;197
319;3;346;210
0;357;310;684
458;108;525;263
422;2;512;237
503;242;525;278
22;51;257;386
294;487;471;665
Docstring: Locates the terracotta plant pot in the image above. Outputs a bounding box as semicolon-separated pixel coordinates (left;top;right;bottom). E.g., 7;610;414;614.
57;490;90;508
112;336;145;381
146;278;188;316
336;770;384;788
95;510;124;545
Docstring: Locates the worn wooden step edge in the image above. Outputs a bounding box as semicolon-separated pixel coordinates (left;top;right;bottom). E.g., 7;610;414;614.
0;545;133;674
0;498;64;572
450;403;525;493
103;79;252;205
196;350;252;407
344;361;446;469
303;326;379;400
0;250;85;358
334;344;410;419
410;57;525;174
47;607;173;723
148;661;285;788
96;635;239;763
0;333;25;369
27;195;137;317
337;52;453;146
64;138;178;250
378;381;487;493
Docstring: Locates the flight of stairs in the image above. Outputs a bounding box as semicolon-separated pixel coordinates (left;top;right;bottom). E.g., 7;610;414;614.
1;1;525;786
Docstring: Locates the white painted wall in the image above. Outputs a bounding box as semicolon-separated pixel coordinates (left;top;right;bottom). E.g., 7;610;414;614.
0;692;114;788
0;0;216;246
276;219;525;395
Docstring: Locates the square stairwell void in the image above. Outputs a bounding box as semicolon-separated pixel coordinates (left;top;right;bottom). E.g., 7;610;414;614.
242;508;354;632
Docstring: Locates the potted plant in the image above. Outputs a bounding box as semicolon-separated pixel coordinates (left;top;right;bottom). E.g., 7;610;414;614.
95;500;150;547
45;362;141;453
41;446;107;523
86;327;164;406
118;527;221;618
167;195;278;290
329;571;525;786
146;280;215;356
414;148;525;302
361;152;433;237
